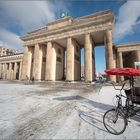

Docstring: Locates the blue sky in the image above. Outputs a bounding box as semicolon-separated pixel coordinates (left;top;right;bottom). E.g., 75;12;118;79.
0;0;140;73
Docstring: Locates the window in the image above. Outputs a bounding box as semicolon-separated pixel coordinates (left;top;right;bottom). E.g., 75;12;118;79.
57;57;62;62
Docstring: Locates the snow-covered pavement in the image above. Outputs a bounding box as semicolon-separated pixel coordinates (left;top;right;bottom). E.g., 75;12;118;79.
0;81;140;139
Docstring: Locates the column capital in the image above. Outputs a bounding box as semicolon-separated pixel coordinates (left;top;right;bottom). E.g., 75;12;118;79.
106;29;113;34
85;33;92;45
91;35;95;46
47;41;53;47
35;43;39;46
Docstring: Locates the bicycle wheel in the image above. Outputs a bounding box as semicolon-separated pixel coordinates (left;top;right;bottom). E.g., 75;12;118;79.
103;109;127;135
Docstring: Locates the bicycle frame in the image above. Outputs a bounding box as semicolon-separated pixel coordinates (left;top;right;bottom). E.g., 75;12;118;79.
111;82;140;119
104;68;140;135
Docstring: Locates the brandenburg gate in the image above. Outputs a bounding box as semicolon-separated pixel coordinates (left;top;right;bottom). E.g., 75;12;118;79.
21;10;116;82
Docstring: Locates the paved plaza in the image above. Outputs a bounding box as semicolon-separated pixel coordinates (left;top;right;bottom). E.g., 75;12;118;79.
0;81;140;139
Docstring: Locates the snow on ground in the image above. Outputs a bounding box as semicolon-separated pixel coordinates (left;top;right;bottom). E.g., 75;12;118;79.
0;81;140;139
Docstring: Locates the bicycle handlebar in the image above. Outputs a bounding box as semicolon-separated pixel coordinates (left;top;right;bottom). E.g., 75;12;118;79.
110;82;125;91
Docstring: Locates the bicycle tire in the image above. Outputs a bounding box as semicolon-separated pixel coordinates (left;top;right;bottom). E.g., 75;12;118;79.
103;109;127;135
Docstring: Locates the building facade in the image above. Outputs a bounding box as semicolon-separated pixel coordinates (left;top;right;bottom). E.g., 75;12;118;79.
0;46;18;56
116;42;140;81
20;10;116;82
0;10;140;82
0;53;23;80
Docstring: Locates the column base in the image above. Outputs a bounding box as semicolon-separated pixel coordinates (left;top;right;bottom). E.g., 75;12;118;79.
65;80;74;82
85;80;92;83
45;80;55;82
107;75;116;82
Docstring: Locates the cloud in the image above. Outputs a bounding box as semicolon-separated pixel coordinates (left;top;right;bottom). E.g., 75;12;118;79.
0;1;55;32
0;0;69;51
0;28;23;51
114;1;140;41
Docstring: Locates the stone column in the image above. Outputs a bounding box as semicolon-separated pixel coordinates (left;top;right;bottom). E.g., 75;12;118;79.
11;63;14;80
92;47;96;81
33;44;42;80
21;46;32;80
118;52;123;68
105;30;116;81
0;63;4;79
66;37;74;81
136;50;140;82
136;50;140;62
19;61;22;80
63;49;66;80
0;63;2;78
79;47;81;81
118;52;124;81
14;62;17;80
4;63;7;80
51;44;57;81
45;42;52;80
1;64;4;79
6;63;8;80
9;63;12;80
45;41;56;81
2;64;4;79
84;33;93;82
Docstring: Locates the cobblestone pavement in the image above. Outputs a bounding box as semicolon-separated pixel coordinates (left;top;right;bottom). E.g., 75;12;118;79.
0;81;140;139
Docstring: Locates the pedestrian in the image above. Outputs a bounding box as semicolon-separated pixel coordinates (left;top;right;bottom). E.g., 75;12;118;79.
26;75;30;84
